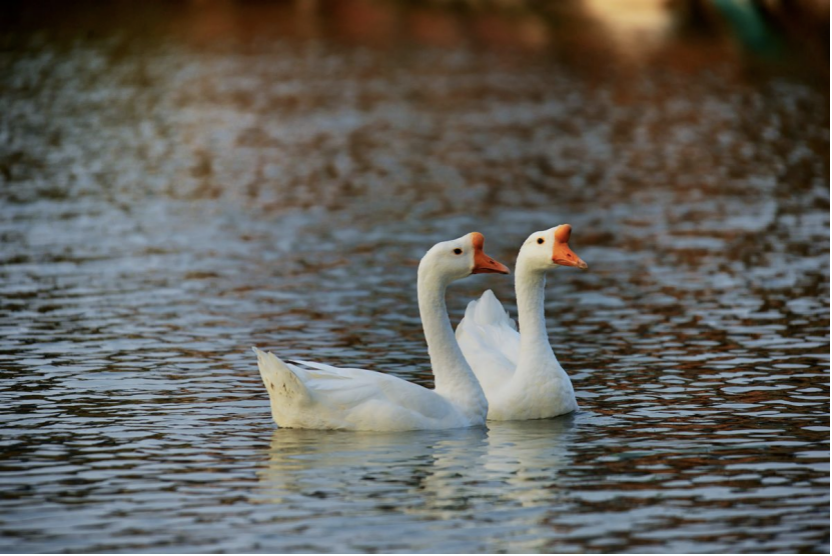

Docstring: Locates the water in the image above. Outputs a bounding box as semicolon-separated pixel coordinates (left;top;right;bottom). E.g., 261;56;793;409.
0;1;829;552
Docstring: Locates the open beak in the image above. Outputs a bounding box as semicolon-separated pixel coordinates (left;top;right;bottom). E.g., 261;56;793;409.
470;232;511;275
552;224;588;270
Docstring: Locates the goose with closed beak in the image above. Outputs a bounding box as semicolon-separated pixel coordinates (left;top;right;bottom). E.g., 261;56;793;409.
254;232;509;431
455;224;587;420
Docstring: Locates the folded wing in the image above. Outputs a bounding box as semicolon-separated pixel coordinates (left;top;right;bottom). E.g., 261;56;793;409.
455;289;519;395
254;348;459;430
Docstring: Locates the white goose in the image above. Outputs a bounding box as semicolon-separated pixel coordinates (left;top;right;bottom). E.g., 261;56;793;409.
254;232;509;431
455;224;587;421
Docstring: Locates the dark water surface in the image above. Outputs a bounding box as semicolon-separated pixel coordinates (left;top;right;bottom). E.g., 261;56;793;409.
0;1;829;553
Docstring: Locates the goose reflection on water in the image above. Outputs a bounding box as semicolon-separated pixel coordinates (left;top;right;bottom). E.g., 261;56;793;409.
256;416;577;518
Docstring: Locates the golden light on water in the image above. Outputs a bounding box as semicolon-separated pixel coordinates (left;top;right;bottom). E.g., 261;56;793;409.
582;0;674;56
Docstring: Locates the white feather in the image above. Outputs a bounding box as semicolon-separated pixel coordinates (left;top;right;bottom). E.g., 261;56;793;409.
455;226;581;421
254;348;463;431
455;290;520;395
252;232;497;431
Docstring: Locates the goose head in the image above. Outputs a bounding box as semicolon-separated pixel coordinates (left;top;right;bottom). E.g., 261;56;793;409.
420;232;510;284
518;224;588;273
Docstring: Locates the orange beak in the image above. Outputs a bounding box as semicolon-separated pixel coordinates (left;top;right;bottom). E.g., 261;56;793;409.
552;224;588;270
470;232;510;275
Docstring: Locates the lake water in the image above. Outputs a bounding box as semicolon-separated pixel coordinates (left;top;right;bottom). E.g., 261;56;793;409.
0;1;829;552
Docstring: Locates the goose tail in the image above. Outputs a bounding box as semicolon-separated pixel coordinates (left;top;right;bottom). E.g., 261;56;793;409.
252;347;311;406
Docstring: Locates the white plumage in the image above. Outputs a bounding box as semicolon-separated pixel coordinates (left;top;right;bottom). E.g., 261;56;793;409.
455;290;520;395
254;349;478;431
456;224;586;421
254;232;509;431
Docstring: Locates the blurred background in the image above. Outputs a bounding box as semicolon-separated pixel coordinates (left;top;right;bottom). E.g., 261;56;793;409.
0;0;829;553
1;0;828;208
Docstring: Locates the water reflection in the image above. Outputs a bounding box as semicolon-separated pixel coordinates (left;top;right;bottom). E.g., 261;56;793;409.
260;418;577;503
258;427;491;505
255;406;831;553
257;419;578;552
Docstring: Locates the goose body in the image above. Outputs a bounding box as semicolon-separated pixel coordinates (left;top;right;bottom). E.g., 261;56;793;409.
456;224;586;421
254;232;509;431
254;352;482;431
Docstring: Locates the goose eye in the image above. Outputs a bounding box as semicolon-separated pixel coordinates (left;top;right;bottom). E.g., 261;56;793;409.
453;248;463;255
537;238;544;244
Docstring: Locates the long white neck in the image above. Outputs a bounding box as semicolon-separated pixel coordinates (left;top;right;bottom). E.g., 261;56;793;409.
417;264;487;422
514;258;558;379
